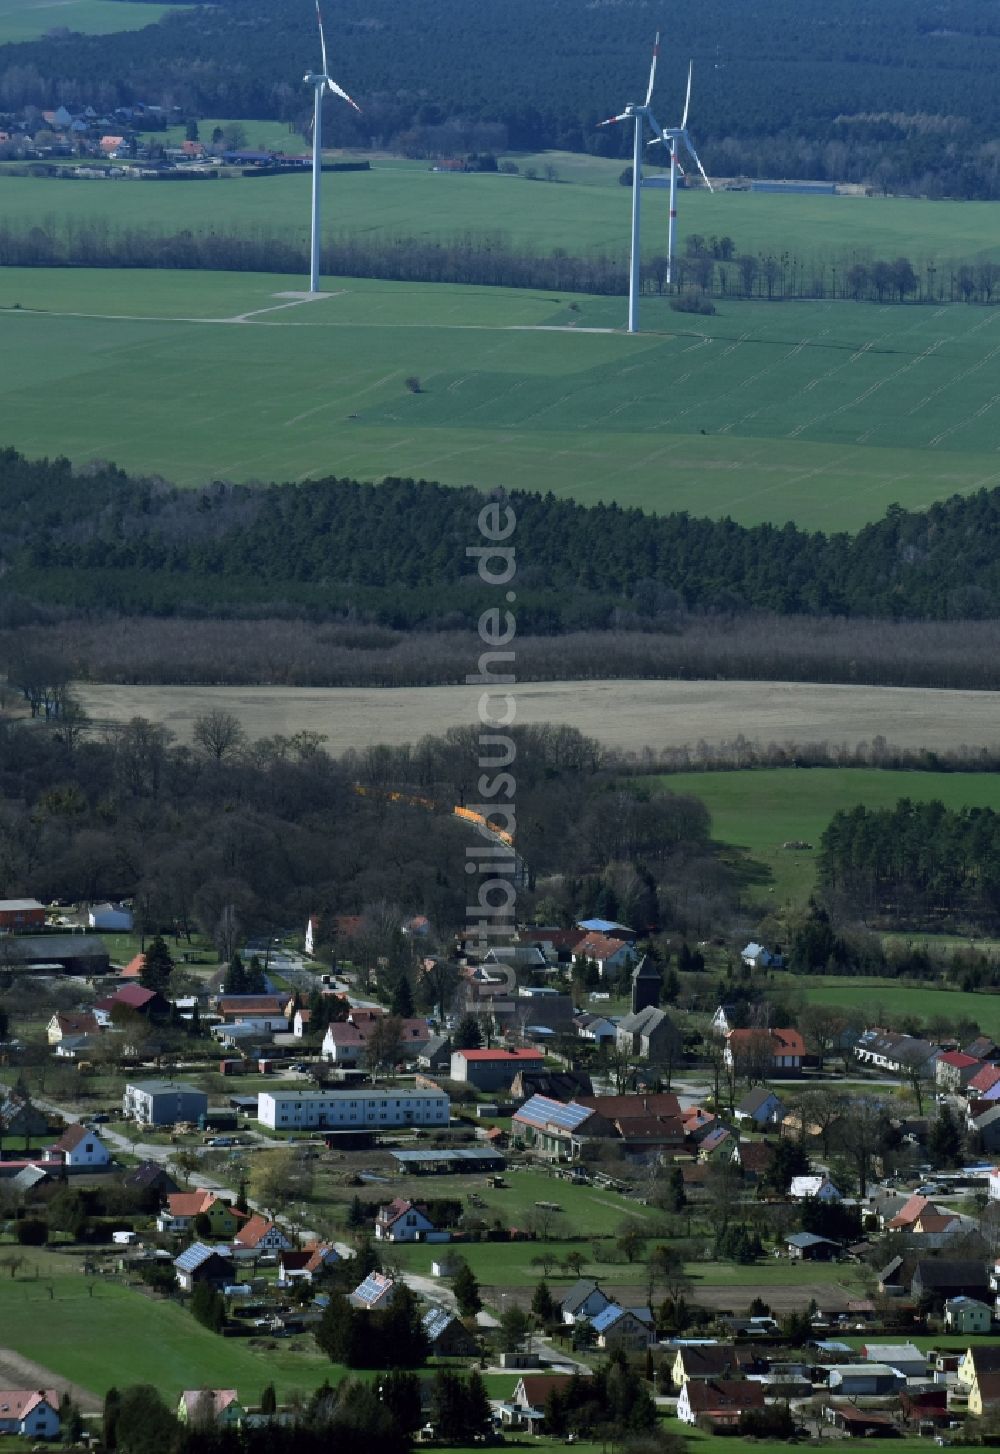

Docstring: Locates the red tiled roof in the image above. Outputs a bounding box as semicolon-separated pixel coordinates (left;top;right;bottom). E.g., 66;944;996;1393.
121;954;145;979
235;1214;279;1248
515;1374;573;1408
576;1093;681;1119
0;1390;58;1421
573;932;631;961
938;1051;979;1069
726;1027;805;1057
889;1194;936;1229
52;1123;99;1152
969;1064;1000;1094
684;1380;765;1414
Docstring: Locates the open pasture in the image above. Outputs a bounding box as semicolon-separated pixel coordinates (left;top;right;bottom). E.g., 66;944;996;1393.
0;0;187;43
0;1261;338;1400
4;268;1000;528
655;768;1000;906
6;159;1000;266
786;975;1000;1037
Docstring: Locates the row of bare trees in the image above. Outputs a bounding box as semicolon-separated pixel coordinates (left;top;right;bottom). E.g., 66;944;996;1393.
9;612;1000;691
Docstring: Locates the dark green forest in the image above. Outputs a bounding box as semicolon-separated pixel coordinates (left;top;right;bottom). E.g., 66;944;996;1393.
819;799;1000;930
6;0;1000;197
4;448;1000;628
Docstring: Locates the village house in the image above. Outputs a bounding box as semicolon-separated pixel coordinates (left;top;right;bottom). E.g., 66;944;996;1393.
422;1306;479;1357
233;1214;292;1255
159;1191;241;1238
46;1011;100;1048
349;1271;396;1309
572;1012;617;1046
785;1231;840;1261
591;1304;654;1350
505;1375;575;1431
292;1009;311;1039
614;1006;681;1064
177;1391;245;1428
279;1244;339;1284
740;941;783;969
450;1048;544;1090
173;1242;235;1292
724;1027;804;1075
945;1297;993;1334
789;1174;841;1201
672;1344;762;1385
375;1198;436;1243
45;1123;111;1170
968;1064;1000;1104
936;1051;983;1093
570;931;638;980
322;1013;431;1066
0;1389;60;1440
698;1125;737;1163
735;1086;785;1128
0;1088;48;1142
561;1279;613;1325
854;1029;942;1079
95;984;169;1026
677;1379;765;1428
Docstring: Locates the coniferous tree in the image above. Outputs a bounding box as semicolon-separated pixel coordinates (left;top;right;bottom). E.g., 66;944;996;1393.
452;1259;482;1316
453;1014;482;1051
389;974;414;1018
140;936;174;994
531;1278;557;1323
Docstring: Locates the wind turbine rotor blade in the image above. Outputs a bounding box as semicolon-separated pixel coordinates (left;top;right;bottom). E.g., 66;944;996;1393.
327;76;361;111
315;0;329;77
598;111;630;127
645;31;660;107
684;136;713;192
681;61;693;129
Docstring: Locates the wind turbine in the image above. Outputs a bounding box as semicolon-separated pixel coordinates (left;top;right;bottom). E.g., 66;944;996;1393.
598;33;662;334
648;61;714;287
304;0;360;294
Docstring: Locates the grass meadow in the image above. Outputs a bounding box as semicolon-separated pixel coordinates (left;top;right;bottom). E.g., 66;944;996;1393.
0;0;187;43
656;768;1000;905
784;974;1000;1037
0;1259;339;1401
4;268;1000;526
6;158;1000;266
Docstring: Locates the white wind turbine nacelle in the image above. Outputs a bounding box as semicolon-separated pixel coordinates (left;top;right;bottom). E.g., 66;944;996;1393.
305;0;361;293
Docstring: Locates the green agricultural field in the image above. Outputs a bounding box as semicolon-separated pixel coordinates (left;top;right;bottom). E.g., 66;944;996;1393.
4;268;1000;527
0;0;188;43
0;1264;339;1400
5;159;1000;268
787;974;1000;1037
655;768;1000;904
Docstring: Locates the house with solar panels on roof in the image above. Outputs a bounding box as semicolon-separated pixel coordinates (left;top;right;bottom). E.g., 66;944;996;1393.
512;1095;598;1161
173;1242;235;1292
349;1271;396;1310
422;1305;479;1357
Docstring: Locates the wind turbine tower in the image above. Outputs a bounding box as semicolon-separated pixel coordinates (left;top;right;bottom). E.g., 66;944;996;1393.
304;0;360;294
650;61;714;286
598;33;662;334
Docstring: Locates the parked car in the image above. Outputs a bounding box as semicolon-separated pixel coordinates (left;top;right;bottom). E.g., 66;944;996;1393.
207;1136;235;1147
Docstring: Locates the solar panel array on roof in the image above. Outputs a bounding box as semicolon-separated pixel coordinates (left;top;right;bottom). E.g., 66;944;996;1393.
174;1241;229;1272
352;1271;393;1305
515;1094;592;1131
422;1305;454;1341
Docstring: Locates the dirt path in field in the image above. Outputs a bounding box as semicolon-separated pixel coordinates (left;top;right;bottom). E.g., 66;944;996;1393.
0;1345;101;1411
74;678;1000;756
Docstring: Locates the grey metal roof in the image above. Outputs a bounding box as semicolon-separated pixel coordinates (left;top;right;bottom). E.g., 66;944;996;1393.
389;1148;504;1166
